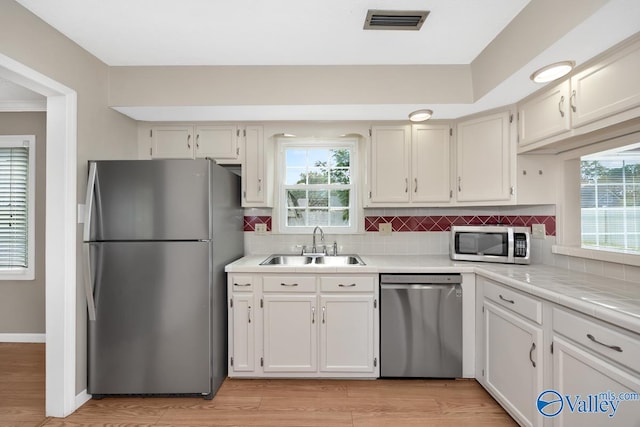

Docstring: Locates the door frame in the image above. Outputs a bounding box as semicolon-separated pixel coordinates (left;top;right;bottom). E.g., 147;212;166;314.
0;53;78;417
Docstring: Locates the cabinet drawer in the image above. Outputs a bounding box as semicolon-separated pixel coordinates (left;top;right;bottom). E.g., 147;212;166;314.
263;276;316;292
553;307;640;372
483;279;542;324
229;274;254;292
320;276;374;292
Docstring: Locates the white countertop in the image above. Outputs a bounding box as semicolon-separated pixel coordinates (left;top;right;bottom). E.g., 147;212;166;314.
225;254;640;334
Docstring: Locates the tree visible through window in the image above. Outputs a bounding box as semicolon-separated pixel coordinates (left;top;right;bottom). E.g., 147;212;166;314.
282;142;355;232
581;144;640;253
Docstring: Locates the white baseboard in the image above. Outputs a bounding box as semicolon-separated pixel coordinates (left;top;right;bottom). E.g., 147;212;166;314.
0;333;45;343
75;389;91;410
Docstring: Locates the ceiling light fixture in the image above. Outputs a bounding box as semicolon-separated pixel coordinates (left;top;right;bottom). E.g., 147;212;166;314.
530;61;575;83
408;109;433;122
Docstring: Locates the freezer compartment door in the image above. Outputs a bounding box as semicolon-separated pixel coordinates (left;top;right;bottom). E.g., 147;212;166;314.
380;284;462;378
85;159;211;241
88;241;211;395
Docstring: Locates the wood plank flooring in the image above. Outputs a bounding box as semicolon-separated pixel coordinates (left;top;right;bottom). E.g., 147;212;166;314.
1;343;517;426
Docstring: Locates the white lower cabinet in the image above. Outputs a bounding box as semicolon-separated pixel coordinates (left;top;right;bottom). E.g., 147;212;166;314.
228;273;379;378
551;307;640;426
552;337;640;427
477;275;640;427
320;295;375;373
263;294;317;373
483;299;544;427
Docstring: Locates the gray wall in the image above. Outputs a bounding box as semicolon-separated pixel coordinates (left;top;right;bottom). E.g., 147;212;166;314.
0;0;139;393
0;112;46;334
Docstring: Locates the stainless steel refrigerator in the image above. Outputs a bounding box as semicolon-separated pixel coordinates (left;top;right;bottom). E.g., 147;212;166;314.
82;159;243;399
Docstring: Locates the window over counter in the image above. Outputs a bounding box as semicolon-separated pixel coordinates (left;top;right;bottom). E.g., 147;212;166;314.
278;139;358;234
580;143;640;254
0;135;35;280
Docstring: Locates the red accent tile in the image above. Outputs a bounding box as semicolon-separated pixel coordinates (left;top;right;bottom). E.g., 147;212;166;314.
243;216;272;232
364;214;556;236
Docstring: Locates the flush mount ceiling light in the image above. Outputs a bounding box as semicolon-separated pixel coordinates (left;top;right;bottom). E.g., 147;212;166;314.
408;109;433;122
530;61;575;83
364;10;430;31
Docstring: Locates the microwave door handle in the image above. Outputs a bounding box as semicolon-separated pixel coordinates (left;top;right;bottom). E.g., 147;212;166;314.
507;229;515;262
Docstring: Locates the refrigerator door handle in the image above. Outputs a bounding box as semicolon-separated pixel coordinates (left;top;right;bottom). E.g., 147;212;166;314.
83;162;97;242
83;243;97;321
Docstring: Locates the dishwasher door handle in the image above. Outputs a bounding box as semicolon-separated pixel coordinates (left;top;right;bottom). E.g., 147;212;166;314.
381;284;458;290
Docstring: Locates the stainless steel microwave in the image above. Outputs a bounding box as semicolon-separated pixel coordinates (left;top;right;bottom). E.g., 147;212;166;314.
450;225;531;264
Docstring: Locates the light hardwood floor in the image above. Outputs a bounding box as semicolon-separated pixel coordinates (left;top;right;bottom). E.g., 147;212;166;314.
1;343;517;427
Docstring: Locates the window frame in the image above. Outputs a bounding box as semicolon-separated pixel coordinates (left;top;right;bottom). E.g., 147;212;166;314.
276;138;359;234
555;130;640;266
0;135;36;280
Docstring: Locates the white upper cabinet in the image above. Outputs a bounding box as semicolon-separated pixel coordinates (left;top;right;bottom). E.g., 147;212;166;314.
242;125;272;207
571;39;640;129
456;111;514;204
518;80;571;147
368;125;411;204
147;124;242;163
368;124;452;206
150;125;194;159
518;35;640;153
411;125;452;203
194;125;240;162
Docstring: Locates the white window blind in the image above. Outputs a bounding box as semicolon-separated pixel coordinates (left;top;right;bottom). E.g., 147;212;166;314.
0;135;35;280
581;143;640;254
0;146;30;268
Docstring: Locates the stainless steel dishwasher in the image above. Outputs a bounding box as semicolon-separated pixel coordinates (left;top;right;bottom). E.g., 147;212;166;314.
380;274;463;378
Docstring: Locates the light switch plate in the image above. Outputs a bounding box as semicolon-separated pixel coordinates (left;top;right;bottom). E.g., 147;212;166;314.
379;223;392;235
255;223;267;234
531;223;546;239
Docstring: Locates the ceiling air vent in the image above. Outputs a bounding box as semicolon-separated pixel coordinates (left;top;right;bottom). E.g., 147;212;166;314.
364;10;429;31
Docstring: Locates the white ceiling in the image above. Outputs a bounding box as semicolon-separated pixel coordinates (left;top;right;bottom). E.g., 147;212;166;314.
14;0;531;66
4;0;640;120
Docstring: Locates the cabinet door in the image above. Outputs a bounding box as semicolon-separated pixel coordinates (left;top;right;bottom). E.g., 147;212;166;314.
456;112;513;203
518;80;571;146
552;337;640;427
263;294;317;373
195;125;239;161
151;126;194;159
369;125;410;203
242;125;266;206
320;295;375;373
411;124;452;203
230;293;255;373
571;40;640;128
484;300;543;427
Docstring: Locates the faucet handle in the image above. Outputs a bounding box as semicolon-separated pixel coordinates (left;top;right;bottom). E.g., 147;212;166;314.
332;241;338;256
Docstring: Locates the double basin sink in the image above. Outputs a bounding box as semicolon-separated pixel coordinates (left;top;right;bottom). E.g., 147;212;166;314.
260;254;365;266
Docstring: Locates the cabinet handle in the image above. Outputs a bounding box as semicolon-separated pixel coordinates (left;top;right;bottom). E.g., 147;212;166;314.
499;294;515;304
312;306;315;324
187;134;191;149
338;283;357;287
586;333;623;352
248;306;252;324
280;282;298;287
458;176;462;192
414;178;418;193
558;95;565;117
234;283;251;287
258;178;262;192
196;134;200;149
405;178;408;193
529;342;536;368
322;306;326;324
570;90;577;112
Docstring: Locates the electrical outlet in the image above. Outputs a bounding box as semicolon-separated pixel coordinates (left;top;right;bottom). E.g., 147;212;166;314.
531;223;546;239
379;223;392;235
255;223;267;235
